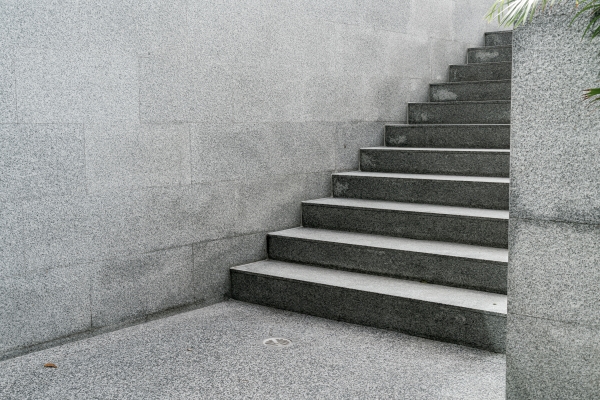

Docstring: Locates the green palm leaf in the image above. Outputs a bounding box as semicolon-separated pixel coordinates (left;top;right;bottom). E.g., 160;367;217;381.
575;0;600;39
486;0;564;27
487;0;600;105
584;87;600;101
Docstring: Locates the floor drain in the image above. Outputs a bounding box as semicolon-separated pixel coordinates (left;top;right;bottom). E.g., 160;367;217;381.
263;338;292;348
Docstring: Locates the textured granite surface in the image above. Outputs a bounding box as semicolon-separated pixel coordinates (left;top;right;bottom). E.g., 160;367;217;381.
429;80;511;102
0;301;505;399
508;1;600;397
332;172;510;209
192;232;267;304
268;228;507;293
233;261;506;312
0;124;86;202
302;198;509;248
0;265;92;355
408;100;511;124
190;122;336;183
509;218;600;326
85;122;192;192
507;314;600;400
449;62;512;82
467;46;512;63
232;263;506;352
232;171;332;235
510;1;600;224
91;246;195;329
0;0;502;356
0;48;16;122
360;147;510;177
335;121;385;171
485;31;513;47
0;202;24;275
385;124;510;149
16;48;138;123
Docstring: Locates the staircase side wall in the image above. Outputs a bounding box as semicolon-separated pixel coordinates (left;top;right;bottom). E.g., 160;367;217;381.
509;1;600;398
0;0;500;359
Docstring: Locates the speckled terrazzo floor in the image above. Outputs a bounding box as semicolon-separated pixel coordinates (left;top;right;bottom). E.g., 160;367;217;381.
0;300;505;399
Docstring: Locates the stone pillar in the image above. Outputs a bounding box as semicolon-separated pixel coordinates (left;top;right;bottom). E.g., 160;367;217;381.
509;1;600;398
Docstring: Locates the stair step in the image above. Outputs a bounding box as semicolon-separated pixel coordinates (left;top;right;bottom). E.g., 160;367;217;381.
485;31;513;47
449;62;511;82
268;227;508;293
332;171;509;210
231;260;507;353
360;147;510;177
231;31;512;355
385;124;510;149
408;101;510;125
302;198;509;248
430;80;511;102
468;46;512;64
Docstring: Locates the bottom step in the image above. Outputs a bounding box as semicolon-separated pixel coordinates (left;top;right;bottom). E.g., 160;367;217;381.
231;260;506;353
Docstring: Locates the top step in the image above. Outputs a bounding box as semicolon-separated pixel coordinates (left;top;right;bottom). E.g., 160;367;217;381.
485;31;513;47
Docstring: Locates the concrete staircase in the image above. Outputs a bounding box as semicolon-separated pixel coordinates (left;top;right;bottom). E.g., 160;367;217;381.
231;31;512;353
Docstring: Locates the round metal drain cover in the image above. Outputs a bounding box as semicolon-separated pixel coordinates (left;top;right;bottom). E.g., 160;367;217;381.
263;338;292;348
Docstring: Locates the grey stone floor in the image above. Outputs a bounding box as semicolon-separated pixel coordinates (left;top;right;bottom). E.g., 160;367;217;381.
0;300;505;399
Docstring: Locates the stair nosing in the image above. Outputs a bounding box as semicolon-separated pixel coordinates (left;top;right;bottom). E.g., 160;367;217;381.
333;171;510;183
468;45;512;51
430;79;511;87
384;123;511;127
449;61;512;67
302;198;509;220
269;227;508;263
361;147;510;153
232;260;507;315
484;31;513;36
408;100;511;105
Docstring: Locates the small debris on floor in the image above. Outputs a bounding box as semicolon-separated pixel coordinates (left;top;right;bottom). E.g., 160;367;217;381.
263;338;292;348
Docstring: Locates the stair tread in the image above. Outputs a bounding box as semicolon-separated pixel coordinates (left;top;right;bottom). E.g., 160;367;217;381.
303;197;509;219
362;147;510;153
232;31;511;353
334;171;510;183
385;123;510;127
232;260;507;314
485;30;512;35
270;227;508;263
408;100;511;105
468;45;512;51
430;79;511;86
450;61;511;67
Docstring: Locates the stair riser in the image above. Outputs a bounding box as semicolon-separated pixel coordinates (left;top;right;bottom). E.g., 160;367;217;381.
485;32;513;47
360;149;510;177
268;235;507;294
430;81;511;102
385;125;510;149
333;175;509;210
468;47;512;63
302;204;509;248
231;271;506;353
449;63;511;82
408;102;510;125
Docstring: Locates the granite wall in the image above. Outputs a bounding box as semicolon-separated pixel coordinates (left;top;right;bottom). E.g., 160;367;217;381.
509;1;600;398
0;0;499;358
